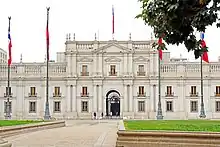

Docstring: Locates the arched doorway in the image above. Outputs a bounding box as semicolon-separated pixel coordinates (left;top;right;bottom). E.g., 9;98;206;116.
106;90;120;117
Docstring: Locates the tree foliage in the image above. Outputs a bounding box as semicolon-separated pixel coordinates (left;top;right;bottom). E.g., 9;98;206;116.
136;0;220;58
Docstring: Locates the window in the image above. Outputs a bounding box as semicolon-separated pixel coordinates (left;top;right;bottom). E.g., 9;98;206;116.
190;86;197;96
137;65;145;76
54;87;61;97
109;65;116;75
216;101;220;112
5;87;12;96
4;101;12;113
216;86;220;96
190;101;198;112
138;101;145;112
81;101;88;112
166;101;173;112
29;102;36;113
54;101;61;112
30;87;36;96
82;87;88;96
138;86;145;96
81;65;88;76
166;86;173;96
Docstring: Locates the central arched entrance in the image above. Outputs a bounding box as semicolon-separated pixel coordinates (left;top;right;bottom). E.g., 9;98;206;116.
106;90;120;117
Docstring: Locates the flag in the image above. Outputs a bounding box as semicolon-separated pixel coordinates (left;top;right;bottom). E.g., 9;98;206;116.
8;18;12;65
158;38;163;60
46;8;50;60
112;5;115;35
200;32;209;63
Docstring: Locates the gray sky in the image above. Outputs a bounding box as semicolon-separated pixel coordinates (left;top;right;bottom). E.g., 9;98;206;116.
0;0;220;62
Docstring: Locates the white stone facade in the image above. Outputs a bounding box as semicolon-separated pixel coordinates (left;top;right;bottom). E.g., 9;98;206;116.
1;36;220;120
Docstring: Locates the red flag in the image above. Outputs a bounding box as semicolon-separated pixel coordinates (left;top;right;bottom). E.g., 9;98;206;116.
46;8;50;60
158;38;163;60
112;5;115;35
8;17;12;65
201;39;209;63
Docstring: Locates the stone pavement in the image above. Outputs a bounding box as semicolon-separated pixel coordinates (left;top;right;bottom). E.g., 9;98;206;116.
5;120;119;147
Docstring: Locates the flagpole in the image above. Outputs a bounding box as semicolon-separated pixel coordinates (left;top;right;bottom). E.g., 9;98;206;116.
5;17;11;119
199;56;206;118
44;7;51;120
156;51;163;120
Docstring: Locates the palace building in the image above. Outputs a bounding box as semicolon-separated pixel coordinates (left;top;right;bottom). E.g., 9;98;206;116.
0;34;220;120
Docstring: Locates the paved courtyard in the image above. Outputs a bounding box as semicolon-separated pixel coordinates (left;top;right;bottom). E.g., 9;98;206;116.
6;120;119;147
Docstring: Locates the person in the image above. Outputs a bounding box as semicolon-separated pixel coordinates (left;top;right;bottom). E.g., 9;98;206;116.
101;112;104;118
94;112;96;119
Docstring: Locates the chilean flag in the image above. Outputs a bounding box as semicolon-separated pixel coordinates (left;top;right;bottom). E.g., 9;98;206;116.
158;38;163;60
8;17;12;65
112;5;114;35
200;32;209;63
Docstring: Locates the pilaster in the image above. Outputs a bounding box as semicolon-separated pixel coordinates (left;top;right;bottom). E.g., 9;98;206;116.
98;85;103;113
93;85;97;112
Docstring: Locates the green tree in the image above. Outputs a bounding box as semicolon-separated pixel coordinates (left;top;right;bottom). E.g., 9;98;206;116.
136;0;220;58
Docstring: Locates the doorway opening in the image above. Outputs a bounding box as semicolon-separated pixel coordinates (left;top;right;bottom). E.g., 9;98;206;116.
106;90;120;117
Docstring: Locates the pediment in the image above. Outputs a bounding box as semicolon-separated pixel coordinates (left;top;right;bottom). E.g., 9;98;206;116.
105;56;121;62
77;57;93;62
93;43;132;53
133;56;148;62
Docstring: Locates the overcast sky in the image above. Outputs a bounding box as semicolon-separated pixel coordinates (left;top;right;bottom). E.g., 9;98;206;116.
0;0;220;62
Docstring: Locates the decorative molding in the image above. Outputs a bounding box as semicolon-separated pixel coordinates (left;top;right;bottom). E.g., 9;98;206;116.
133;56;148;62
77;57;93;62
105;56;121;62
93;43;132;53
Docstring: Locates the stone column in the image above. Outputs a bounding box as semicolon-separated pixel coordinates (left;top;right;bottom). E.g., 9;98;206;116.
128;53;133;75
123;53;127;75
72;54;77;77
93;54;97;76
129;85;133;112
98;53;102;75
67;54;72;77
72;85;76;112
93;85;97;112
98;85;103;113
66;86;71;112
123;85;128;112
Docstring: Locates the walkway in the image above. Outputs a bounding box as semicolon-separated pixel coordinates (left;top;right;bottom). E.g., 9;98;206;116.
6;120;119;147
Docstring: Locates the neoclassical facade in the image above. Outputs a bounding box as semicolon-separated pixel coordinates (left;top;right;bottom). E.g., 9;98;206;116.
1;34;220;120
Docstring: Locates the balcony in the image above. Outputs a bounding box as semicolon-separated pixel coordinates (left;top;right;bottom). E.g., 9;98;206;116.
137;71;146;76
28;93;37;97
81;93;89;97
215;92;220;97
165;92;174;97
109;72;117;76
53;93;62;97
137;92;146;97
81;72;89;76
190;92;199;97
4;93;13;97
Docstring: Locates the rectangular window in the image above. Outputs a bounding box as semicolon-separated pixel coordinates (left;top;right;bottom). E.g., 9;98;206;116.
166;101;173;112
110;65;116;75
190;101;198;112
190;86;197;95
30;87;36;96
216;101;220;112
81;101;88;112
54;87;61;96
54;101;61;112
138;101;145;112
4;101;12;113
216;86;220;96
29;102;36;113
82;87;88;95
5;87;12;96
137;65;145;76
138;86;145;96
81;65;89;76
166;86;172;96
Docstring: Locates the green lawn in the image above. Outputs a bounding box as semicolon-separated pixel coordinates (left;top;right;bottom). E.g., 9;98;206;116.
124;120;220;132
0;120;44;127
